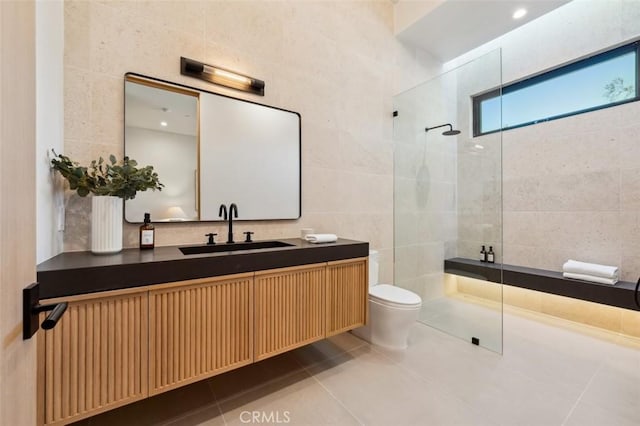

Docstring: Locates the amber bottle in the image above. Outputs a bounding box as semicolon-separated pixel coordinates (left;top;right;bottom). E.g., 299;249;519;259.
139;213;155;249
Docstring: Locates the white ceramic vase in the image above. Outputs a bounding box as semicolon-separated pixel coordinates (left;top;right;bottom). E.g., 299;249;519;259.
91;195;123;254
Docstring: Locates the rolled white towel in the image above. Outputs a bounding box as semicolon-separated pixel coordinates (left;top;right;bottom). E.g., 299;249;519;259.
563;272;618;286
562;259;618;280
304;233;338;244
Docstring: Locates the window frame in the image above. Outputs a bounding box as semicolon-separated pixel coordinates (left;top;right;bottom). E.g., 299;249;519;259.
472;41;640;137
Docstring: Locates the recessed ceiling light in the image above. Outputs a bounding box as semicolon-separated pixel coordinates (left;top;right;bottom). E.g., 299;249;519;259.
513;8;527;19
160;121;168;127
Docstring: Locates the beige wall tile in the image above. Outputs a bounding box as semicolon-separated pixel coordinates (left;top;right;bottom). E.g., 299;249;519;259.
621;168;640;211
503;177;540;212
618;124;640;171
620;255;640;283
537;171;620;212
63;0;423;265
582;303;622;333
456;276;501;303
64;0;90;69
503;286;542;312
540;293;585;324
64;67;92;142
621;308;640;338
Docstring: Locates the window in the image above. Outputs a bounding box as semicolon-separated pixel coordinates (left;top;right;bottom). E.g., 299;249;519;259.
473;41;639;136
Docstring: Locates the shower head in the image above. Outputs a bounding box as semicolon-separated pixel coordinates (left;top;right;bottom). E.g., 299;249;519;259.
425;123;461;136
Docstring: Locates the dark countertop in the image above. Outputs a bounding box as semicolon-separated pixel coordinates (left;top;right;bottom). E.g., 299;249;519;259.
444;257;639;311
38;238;369;299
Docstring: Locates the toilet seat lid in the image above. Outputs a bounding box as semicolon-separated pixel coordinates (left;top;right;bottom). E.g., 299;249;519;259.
370;284;422;306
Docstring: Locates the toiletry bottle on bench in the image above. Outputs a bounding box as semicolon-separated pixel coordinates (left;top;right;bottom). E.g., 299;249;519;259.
487;246;495;263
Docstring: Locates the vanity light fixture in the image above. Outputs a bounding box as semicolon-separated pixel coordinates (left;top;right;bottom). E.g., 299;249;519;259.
180;57;265;96
160;121;168;127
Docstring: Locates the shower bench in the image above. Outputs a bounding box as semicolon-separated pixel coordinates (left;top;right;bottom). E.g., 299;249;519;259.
444;258;639;311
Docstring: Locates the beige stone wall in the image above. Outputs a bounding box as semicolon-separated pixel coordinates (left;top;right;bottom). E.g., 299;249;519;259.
501;101;640;281
450;0;640;281
62;0;439;283
393;49;501;300
393;73;456;299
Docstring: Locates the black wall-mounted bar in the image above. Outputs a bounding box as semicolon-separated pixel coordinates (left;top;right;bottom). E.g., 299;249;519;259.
180;57;265;96
425;123;461;136
23;282;68;339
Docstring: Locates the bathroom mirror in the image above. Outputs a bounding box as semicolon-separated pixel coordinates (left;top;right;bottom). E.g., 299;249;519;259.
124;74;301;223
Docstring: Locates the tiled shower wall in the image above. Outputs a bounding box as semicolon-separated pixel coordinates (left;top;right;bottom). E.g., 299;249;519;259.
451;0;640;281
501;102;640;282
61;0;439;282
393;75;457;300
393;51;501;301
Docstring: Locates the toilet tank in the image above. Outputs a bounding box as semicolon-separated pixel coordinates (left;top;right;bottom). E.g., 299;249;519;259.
368;250;379;287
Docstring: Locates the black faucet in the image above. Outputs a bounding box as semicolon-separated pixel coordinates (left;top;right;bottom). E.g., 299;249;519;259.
227;203;238;243
219;203;238;243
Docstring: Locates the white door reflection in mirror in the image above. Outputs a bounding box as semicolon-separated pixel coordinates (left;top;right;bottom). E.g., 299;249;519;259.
199;93;300;221
124;78;199;222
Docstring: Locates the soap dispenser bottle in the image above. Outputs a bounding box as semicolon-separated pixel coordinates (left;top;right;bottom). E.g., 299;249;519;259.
139;213;155;249
487;246;495;264
480;245;487;262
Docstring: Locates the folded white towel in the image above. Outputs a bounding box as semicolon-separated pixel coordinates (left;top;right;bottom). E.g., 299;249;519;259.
563;272;618;286
562;259;618;279
304;233;338;244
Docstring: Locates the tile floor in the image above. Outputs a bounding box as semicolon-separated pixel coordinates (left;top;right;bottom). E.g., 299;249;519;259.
74;304;640;426
420;295;503;353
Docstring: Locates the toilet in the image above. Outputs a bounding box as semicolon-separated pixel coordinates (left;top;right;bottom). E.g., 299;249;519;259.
352;250;422;350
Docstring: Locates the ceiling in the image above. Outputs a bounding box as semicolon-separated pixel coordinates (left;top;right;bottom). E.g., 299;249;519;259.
396;0;572;62
125;82;197;136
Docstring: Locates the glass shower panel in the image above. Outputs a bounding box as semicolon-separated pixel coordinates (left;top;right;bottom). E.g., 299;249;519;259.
393;49;503;353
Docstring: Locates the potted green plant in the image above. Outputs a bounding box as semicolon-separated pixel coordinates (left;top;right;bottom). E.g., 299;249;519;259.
51;151;163;254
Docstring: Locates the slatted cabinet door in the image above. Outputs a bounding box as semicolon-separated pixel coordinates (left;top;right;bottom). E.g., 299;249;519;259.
43;292;148;426
148;274;253;395
254;264;326;361
326;258;368;336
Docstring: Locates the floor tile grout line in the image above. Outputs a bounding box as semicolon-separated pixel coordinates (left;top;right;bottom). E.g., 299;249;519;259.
206;378;228;425
367;343;498;423
210;367;309;408
289;343;367;425
159;400;224;426
156;381;225;426
308;371;367;426
560;361;604;426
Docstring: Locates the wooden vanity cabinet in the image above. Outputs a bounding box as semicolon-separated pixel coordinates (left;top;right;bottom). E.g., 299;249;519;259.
254;264;326;361
148;274;253;394
39;257;367;425
326;258;368;336
41;291;148;426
